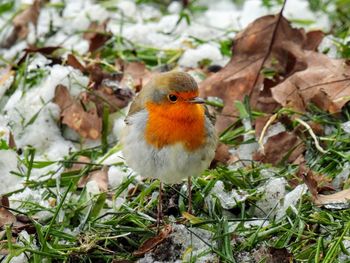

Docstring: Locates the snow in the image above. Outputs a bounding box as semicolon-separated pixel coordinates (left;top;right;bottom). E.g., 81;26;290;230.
3;63;87;163
86;180;100;195
62;2;109;33
342;121;350;133
276;184;307;220
0;149;21;195
255;177;287;218
208;180;250;209
10;187;52;220
179;43;227;68
333;162;350;189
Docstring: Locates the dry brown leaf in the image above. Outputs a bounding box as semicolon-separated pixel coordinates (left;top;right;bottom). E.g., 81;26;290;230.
86;63;123;89
1;0;41;48
65;156;91;172
253;131;304;165
84;20;112;53
303;30;325;51
84;85;134;115
200;15;311;132
66;54;86;73
54;85;102;140
300;164;336;202
121;62;154;92
271;52;350;113
212;143;233;166
0;208;16;228
78;166;109;192
8;132;16;149
0;196;9;208
133;224;172;257
314;189;350;207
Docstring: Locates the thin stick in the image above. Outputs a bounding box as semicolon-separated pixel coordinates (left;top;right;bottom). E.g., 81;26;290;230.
249;0;287;97
295;118;327;154
258;113;278;154
188;177;192;214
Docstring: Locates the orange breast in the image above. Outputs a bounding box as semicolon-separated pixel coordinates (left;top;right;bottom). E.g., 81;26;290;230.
145;101;205;151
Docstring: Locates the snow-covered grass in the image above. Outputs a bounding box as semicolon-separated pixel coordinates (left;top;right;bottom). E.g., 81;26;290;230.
1;0;350;262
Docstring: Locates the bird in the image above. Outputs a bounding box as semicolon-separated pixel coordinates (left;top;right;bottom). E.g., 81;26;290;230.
121;71;217;225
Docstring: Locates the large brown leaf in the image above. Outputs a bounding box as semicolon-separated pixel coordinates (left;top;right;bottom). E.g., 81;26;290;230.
54;85;102;140
271;52;350;113
200;15;311;132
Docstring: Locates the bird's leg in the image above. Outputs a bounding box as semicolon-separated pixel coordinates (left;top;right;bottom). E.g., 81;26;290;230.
157;181;163;231
188;176;192;214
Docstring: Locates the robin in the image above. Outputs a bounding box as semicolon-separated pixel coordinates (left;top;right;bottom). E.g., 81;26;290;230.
121;71;217;224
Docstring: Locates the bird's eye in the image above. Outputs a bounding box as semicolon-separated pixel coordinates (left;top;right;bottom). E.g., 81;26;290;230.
168;94;178;103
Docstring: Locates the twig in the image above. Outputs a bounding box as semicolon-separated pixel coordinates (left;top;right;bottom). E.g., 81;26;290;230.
258;113;278;153
295;118;327;154
249;0;288;97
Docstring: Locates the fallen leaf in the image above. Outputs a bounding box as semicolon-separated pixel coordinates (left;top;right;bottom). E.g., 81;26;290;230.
66;54;86;73
54;85;102;140
200;15;310;132
17;46;62;65
78;166;109;192
84;84;134;115
271;52;350;113
314;189;350;207
86;63;123;89
253;131;304;165
66;156;91;172
1;0;41;48
303;30;325;51
8;132;16;149
133;225;172;257
0;208;16;228
212;143;233;165
300;164;337;206
84;20;112;53
121;61;154;92
0;196;9;208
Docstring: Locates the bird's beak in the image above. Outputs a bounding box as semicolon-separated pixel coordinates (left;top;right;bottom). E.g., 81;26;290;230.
188;97;205;104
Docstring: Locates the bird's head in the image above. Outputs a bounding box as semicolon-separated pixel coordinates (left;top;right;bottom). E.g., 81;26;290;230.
140;71;205;108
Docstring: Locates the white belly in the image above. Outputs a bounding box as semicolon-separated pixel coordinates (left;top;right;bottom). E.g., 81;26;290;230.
121;110;217;184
